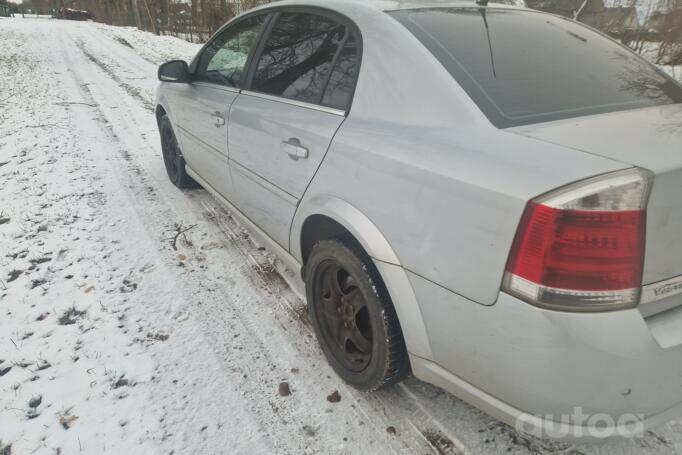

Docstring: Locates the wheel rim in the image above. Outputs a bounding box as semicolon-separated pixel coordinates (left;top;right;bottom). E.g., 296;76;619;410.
314;261;373;372
161;126;179;180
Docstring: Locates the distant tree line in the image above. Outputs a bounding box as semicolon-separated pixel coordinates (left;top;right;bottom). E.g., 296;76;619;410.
6;0;682;65
527;0;681;66
14;0;269;41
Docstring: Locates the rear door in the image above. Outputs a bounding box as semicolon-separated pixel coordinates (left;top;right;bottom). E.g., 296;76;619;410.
227;10;360;249
175;14;268;197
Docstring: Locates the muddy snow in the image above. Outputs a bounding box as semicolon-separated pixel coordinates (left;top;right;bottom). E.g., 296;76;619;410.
2;17;682;455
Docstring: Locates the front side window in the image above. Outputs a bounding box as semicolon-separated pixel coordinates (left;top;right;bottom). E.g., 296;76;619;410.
195;15;266;87
390;8;682;128
252;12;354;106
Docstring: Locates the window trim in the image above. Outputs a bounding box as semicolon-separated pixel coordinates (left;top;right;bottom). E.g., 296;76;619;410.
240;89;347;116
240;5;364;115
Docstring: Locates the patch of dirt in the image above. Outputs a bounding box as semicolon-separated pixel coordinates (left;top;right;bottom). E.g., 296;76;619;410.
327;390;341;403
29;256;51;265
278;382;291;397
145;331;169;342
35;360;51;371
251;263;290;291
292;303;310;324
59;414;78;430
30;278;47;289
58;307;86;325
7;270;22;282
28;395;42;408
120;278;137;293
422;430;456;455
6;250;27;260
114;37;134;48
112;376;131;389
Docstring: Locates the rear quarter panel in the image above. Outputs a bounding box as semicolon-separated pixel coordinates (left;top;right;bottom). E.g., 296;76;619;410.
303;119;628;305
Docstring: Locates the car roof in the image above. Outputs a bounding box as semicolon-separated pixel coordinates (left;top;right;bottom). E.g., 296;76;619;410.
363;0;521;10
336;0;490;10
251;0;522;14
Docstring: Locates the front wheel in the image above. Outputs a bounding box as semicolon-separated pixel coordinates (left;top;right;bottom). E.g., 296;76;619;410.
159;115;197;189
305;238;410;391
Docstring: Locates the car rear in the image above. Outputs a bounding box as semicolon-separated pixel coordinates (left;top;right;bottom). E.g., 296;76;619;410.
510;103;682;312
387;5;682;439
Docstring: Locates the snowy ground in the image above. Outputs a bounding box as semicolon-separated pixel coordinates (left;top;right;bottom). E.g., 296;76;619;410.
2;17;682;455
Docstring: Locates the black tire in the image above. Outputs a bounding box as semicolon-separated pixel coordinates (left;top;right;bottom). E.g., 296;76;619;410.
159;115;197;188
305;238;410;391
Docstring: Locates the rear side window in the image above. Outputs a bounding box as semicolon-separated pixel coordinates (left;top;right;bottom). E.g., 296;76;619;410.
322;34;359;110
390;8;682;128
251;12;359;109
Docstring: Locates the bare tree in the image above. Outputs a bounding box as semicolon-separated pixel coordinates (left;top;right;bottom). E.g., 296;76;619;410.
656;0;682;65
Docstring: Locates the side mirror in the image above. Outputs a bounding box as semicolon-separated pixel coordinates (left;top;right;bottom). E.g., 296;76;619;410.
158;60;191;83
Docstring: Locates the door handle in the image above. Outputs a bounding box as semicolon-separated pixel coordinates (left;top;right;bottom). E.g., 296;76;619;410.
211;113;225;127
281;139;309;160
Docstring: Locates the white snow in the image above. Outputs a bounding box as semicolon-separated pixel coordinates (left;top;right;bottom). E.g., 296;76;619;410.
637;41;682;82
660;63;681;81
2;17;682;455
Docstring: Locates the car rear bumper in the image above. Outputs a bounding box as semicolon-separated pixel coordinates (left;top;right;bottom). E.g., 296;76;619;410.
408;271;682;441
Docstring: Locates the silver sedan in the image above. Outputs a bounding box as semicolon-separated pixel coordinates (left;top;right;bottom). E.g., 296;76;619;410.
155;0;682;441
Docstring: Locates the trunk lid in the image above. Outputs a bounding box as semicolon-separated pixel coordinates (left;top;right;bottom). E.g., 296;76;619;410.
509;104;682;286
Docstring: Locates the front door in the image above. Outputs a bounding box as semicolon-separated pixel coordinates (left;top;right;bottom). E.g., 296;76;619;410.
175;14;268;197
227;11;360;249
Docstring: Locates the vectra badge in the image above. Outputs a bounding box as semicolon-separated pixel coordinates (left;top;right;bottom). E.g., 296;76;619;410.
641;275;682;304
654;279;682;297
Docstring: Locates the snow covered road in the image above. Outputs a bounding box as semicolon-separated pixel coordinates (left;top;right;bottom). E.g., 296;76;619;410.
2;17;682;455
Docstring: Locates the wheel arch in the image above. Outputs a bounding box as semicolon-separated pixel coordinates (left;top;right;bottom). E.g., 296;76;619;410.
292;195;434;360
155;104;167;129
154;89;177;130
292;195;400;266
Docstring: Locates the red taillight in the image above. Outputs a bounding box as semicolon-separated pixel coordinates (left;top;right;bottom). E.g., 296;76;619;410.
507;204;646;291
503;169;651;311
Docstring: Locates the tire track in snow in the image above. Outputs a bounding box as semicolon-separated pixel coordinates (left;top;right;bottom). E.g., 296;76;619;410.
68;21;460;455
58;21;434;455
52;25;294;455
69;22;470;450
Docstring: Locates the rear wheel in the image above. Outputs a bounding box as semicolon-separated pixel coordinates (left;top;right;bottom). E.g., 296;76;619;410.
159;115;196;188
306;238;410;390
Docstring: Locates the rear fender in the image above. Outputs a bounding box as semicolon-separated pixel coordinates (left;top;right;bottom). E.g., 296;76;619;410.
292;195;433;360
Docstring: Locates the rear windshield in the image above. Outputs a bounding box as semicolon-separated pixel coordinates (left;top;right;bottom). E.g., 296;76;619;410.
390;8;682;128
